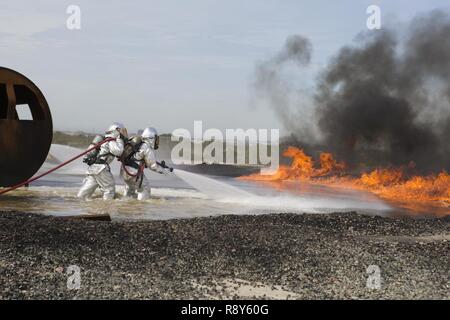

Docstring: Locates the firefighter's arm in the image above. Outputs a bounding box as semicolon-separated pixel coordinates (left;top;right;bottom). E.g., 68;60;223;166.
133;144;147;161
108;137;124;157
144;149;168;174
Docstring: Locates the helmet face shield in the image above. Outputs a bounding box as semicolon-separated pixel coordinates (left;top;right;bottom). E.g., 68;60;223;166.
119;127;128;138
154;135;160;150
141;127;159;149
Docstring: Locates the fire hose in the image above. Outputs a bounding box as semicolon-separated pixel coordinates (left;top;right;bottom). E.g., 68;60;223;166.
0;137;115;196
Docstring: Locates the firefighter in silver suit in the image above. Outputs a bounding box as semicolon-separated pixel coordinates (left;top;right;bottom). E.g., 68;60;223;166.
77;122;126;200
120;127;172;200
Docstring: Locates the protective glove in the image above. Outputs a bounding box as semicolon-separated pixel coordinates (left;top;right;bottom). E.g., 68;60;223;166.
158;160;173;174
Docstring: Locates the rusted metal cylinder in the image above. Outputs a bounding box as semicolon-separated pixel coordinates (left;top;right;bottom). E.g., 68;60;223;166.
0;67;53;187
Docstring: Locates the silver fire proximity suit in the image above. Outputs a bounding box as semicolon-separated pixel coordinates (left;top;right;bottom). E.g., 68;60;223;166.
120;140;169;200
120;127;171;200
77;131;124;200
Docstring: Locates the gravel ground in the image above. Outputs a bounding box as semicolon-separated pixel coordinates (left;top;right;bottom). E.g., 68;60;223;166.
0;211;448;299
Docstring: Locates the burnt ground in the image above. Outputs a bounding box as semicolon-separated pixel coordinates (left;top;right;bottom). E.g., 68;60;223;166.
0;211;448;299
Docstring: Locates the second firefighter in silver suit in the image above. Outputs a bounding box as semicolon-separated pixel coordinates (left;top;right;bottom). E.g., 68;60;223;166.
120;127;172;200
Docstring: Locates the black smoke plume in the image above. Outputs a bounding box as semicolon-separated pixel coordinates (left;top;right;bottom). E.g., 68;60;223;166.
254;10;450;172
252;35;315;142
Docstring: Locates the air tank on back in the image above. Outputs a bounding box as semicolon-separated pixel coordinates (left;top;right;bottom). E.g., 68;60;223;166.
0;67;53;187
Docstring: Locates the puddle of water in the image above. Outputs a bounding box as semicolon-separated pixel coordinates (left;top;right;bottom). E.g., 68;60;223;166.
0;182;393;221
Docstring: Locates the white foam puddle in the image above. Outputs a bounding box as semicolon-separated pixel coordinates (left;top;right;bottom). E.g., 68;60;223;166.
218;194;391;212
173;169;253;199
174;168;390;214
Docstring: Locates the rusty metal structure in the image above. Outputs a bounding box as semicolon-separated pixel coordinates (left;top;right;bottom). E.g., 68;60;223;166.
0;67;53;187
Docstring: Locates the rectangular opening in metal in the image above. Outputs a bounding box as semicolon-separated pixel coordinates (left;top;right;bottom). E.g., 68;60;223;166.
0;84;7;119
15;104;33;120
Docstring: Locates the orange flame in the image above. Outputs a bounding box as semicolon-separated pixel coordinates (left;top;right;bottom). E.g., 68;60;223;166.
244;147;345;182
240;146;450;215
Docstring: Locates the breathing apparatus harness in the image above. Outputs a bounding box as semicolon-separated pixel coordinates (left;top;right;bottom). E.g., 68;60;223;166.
83;134;126;167
120;136;172;188
82;136;105;165
119;136;146;187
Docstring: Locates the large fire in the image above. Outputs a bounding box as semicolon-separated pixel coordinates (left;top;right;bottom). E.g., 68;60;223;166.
240;147;450;216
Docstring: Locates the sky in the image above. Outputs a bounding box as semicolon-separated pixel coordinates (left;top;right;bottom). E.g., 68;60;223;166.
1;0;449;135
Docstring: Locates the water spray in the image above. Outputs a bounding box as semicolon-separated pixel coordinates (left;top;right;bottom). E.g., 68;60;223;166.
173;169;252;200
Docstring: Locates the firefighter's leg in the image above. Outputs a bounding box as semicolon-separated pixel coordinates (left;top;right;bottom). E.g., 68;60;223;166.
77;175;98;199
137;175;151;201
96;169;116;200
120;167;138;198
